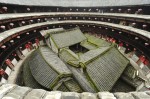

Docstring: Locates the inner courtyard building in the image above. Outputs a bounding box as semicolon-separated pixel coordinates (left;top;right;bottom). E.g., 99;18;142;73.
0;0;150;98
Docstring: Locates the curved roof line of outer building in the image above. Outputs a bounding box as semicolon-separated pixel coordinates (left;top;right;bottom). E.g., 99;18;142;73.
1;83;150;99
1;12;150;21
1;20;150;43
0;0;150;7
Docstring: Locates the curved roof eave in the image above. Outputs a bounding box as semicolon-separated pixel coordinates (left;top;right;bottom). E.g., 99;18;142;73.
0;0;150;7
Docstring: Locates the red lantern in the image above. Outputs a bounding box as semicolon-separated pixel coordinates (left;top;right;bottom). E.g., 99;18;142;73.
0;69;6;75
5;59;11;65
119;42;123;47
139;55;146;63
144;59;149;65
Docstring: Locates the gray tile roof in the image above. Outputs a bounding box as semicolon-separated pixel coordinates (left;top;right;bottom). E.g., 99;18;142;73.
39;46;71;74
123;65;137;79
40;28;64;37
86;47;129;91
68;66;96;93
51;28;87;48
57;83;70;92
80;40;98;50
29;50;59;89
23;56;44;89
28;47;73;89
59;48;79;63
64;79;83;92
84;34;111;47
79;47;110;64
